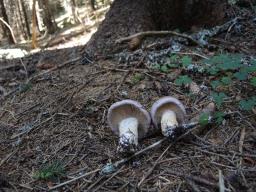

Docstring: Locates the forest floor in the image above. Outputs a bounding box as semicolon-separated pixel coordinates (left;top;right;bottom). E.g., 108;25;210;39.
0;4;256;192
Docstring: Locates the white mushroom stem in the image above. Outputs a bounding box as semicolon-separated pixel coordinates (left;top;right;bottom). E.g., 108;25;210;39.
118;117;139;148
161;110;178;137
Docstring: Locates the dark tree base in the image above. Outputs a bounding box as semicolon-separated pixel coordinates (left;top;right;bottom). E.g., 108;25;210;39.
85;0;227;57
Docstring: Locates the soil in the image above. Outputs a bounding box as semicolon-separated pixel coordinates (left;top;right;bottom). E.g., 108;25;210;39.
0;3;256;192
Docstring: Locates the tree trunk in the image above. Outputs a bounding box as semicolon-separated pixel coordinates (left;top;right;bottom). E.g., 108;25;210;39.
90;0;96;10
20;0;31;37
85;0;227;57
41;0;57;34
0;0;16;44
71;0;82;24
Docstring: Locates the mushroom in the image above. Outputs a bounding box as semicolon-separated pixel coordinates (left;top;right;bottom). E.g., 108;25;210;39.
151;96;186;139
107;100;151;153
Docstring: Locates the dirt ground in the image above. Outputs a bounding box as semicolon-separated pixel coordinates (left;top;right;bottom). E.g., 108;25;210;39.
0;3;256;192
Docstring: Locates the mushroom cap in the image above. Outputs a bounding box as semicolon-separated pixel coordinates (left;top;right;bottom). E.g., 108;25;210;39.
107;100;151;139
151;96;186;129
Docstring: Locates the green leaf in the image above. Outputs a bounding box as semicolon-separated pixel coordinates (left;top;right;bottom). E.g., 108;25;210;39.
211;92;227;108
169;54;179;63
217;54;242;70
181;56;192;67
250;77;256;87
167;63;178;68
131;73;144;84
239;99;256;111
207;66;219;75
233;71;248;80
210;80;221;89
174;75;192;86
213;111;225;125
221;76;232;85
199;113;210;126
203;54;242;71
160;65;169;73
152;63;161;70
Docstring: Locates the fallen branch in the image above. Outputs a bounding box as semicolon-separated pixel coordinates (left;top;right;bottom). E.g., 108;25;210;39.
0;17;17;44
115;31;200;46
49;168;100;191
29;56;81;81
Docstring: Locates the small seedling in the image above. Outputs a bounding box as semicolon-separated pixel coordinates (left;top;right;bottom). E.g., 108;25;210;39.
199;113;210;126
33;161;65;180
181;56;192;67
131;73;144;84
174;75;192;86
239;98;256;111
213;111;225;125
250;77;256;87
211;92;227;109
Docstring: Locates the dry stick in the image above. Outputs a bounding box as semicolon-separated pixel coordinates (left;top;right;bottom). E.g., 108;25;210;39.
137;143;171;187
0;17;17;44
48;168;101;191
137;122;201;188
175;52;209;60
219;170;225;192
48;120;209;190
86;175;106;192
111;137;168;169
0;149;18;167
116;31;200;45
29;56;81;82
239;127;246;166
166;169;219;189
91;167;124;192
239;127;246;153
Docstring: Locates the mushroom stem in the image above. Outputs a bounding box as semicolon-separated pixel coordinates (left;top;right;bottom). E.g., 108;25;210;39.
161;110;179;138
118;117;138;153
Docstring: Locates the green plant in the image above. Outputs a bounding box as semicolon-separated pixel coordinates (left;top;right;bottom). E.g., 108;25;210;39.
213;111;225;125
233;71;248;80
131;73;144;84
181;56;192;67
221;76;232;85
205;53;242;71
33;161;65;180
239;97;256;111
174;75;192;86
211;92;227;109
199;113;210;126
210;80;222;89
250;77;256;87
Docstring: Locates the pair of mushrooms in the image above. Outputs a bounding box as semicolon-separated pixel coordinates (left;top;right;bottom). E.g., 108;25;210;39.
107;97;186;153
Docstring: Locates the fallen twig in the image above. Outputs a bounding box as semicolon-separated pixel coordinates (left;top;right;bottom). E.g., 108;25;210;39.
116;30;200;46
0;149;18;167
29;56;81;81
49;168;101;191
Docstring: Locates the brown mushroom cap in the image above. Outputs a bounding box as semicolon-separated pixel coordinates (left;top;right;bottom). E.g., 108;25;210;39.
107;100;151;139
151;96;186;129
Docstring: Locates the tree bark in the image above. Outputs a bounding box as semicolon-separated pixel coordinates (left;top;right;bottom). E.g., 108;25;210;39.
20;0;31;37
0;0;16;44
85;0;227;57
40;0;57;34
71;0;82;23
